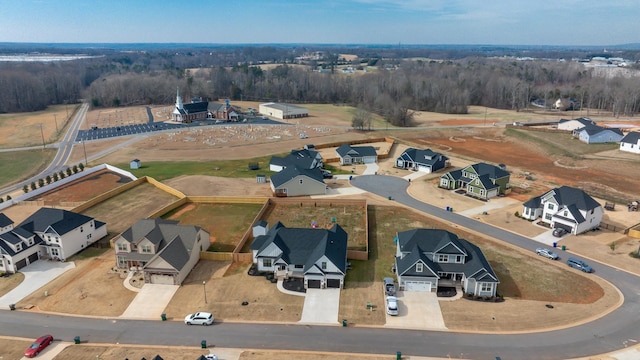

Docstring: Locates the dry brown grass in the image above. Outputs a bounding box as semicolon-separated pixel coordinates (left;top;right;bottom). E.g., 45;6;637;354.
0;272;24;297
0;104;79;149
55;344;208;360
0;337;32;359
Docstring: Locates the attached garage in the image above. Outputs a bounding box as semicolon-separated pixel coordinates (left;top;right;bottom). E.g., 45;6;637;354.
15;258;27;270
27;252;39;264
417;165;431;173
553;222;574;233
150;274;175;285
404;281;432;292
326;279;341;288
307;279;322;289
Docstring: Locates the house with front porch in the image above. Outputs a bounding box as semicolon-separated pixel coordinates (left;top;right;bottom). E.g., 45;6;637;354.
439;162;510;200
395;148;449;173
113;218;209;285
336;144;378;165
251;221;348;289
395;228;498;297
0;208;107;273
270;166;327;197
521;186;602;235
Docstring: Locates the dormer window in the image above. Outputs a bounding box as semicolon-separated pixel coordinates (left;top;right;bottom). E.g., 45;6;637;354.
547;203;554;210
416;263;423;272
438;254;448;262
141;245;152;253
321;262;327;270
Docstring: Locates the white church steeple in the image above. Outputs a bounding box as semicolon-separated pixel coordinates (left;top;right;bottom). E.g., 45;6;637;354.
175;87;183;110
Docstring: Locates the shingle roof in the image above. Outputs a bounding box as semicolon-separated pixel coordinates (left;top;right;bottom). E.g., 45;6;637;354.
270;166;324;188
19;208;95;236
470;163;509;179
550;186;601;211
621;131;640;144
252;223;348;274
270;149;321;171
336;144;377;158
398;148;448;166
578;124;623;136
121;218;180;244
183;101;209;113
0;213;13;227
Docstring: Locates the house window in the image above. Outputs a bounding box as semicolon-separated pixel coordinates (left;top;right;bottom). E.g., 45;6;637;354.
438;254;448;262
15;244;21;251
141;245;152;253
481;283;492;292
416;263;423;272
544;213;552;221
28;239;33;246
563;210;568;216
547;203;554;210
321;262;327;270
117;243;127;251
263;259;272;267
117;256;126;267
295;264;303;269
299;179;304;184
456;255;463;263
591;209;594;214
86;234;92;240
80;226;83;232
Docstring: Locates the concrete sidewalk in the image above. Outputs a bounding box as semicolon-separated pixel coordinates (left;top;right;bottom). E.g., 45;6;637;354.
0;260;75;308
120;284;179;319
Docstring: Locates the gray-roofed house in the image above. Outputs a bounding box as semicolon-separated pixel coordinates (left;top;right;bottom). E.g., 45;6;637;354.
269;149;323;172
394;229;499;297
522;186;602;235
251;221;348;289
336;144;378;165
439;163;510;200
113;218;209;285
0;208;107;273
395;148;449;173
270;166;327;197
620;131;640;154
574;124;624;144
557;117;595;131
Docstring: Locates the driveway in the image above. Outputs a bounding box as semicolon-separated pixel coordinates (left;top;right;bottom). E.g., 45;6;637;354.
299;288;340;325
384;291;447;330
363;163;379;175
120;284;179;319
0;260;75;308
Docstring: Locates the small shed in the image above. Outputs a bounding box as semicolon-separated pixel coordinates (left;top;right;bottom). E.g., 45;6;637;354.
253;220;269;237
256;174;266;183
130;159;141;169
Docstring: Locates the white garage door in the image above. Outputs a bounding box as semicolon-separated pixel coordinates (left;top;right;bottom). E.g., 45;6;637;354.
404;281;432;292
150;274;174;285
417;165;431;173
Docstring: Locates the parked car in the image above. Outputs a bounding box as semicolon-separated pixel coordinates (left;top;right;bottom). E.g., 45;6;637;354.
552;227;567;237
535;248;559;260
322;169;333;179
386;296;398;316
567;257;593;273
24;334;53;358
204;354;218;360
383;277;396;296
184;312;214;325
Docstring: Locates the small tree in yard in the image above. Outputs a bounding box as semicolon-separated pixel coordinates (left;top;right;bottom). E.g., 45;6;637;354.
46;175;52;185
53;172;59;182
5;195;10;201
23;185;29;193
30;182;37;191
59;170;66;179
78;163;85;171
38;178;45;188
72;165;78;174
0;198;3;204
610;242;617;252
66;168;72;176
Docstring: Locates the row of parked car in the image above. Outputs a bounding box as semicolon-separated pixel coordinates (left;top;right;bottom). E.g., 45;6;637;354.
535;247;593;272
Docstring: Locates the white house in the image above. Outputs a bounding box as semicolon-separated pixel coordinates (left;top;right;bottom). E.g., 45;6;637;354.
259;102;308;120
620;131;640;154
522;186;603;235
251;222;348;289
0;208;107;273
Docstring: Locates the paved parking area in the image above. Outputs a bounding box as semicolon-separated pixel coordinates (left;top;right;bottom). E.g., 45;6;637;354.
299;288;340;325
384;291;447;330
120;284;179;319
0;260;75;308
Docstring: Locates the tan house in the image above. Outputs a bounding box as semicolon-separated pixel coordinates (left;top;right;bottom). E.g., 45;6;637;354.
113;218;209;285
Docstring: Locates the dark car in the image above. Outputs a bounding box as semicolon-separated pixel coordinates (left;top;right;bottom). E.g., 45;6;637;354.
24;334;53;358
383;277;396;296
552;227;567;237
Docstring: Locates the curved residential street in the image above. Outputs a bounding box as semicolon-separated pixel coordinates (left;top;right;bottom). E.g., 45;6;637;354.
1;175;639;359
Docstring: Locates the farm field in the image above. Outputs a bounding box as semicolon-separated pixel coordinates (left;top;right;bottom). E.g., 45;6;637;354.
0;104;78;149
164;202;264;252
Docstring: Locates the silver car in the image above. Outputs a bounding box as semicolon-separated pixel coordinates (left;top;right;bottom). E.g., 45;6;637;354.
184;312;214;325
535;248;559;260
386;296;398;316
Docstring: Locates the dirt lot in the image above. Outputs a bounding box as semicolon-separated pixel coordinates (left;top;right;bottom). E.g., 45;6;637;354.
165;175;272;197
17;250;136;316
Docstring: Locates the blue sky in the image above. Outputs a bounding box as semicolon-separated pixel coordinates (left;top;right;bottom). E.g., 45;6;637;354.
0;0;637;45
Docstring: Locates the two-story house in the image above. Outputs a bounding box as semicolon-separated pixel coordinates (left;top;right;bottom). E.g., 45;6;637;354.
0;208;107;273
251;221;348;289
395;228;499;298
522;186;603;235
113;218;209;285
269;148;323;172
439;162;510;200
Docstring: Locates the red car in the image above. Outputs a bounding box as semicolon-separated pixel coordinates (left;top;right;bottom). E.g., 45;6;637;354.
24;335;53;358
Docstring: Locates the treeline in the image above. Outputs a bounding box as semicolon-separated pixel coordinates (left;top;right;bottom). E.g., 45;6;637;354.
2;46;640;125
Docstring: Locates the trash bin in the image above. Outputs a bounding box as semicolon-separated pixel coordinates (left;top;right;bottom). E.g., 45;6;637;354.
446;206;450;211
9;304;15;311
552;242;557;248
449;207;453;212
74;336;80;344
396;351;402;360
342;319;347;327
561;245;566;251
201;340;207;349
388;196;392;200
161;313;166;321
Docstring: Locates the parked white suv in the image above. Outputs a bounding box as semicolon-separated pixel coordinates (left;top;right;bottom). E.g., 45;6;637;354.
184;312;214;325
386;296;398;316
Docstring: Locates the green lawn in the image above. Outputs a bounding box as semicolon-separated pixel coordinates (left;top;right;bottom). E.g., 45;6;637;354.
115;155;279;181
0;149;56;189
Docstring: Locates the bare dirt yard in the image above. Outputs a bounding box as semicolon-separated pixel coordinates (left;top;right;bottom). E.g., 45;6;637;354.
17;249;136;316
164;175;272;197
30;169;133;207
163;260;305;323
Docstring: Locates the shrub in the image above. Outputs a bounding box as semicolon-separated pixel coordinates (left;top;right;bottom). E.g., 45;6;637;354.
66;168;72;176
23;185;29;193
5;195;10;201
53;173;59;182
38;178;45;187
72;165;78;174
45;175;52;184
30;182;37;191
514;211;520;218
59;171;66;179
79;163;85;171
